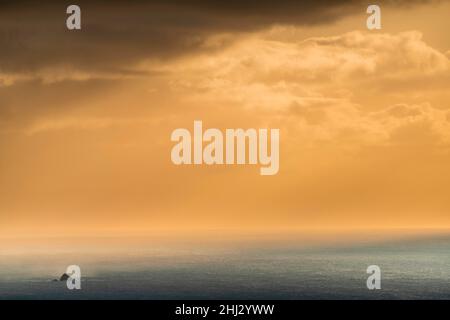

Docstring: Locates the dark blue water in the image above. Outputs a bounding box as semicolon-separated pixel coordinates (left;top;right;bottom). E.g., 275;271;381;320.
1;236;450;299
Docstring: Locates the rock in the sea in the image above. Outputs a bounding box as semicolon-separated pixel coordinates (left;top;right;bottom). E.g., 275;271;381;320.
59;273;70;281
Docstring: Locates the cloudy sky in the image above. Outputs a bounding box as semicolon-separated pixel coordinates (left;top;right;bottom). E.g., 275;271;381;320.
1;0;450;237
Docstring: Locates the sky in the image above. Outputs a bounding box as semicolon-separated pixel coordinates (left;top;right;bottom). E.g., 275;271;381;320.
1;0;450;238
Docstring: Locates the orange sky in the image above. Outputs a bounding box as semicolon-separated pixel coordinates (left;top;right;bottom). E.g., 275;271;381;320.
1;1;450;238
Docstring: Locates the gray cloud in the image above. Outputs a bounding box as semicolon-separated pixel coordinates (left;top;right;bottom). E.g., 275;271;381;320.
0;0;440;74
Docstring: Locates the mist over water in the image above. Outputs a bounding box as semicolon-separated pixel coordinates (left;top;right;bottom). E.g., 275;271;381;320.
1;233;450;299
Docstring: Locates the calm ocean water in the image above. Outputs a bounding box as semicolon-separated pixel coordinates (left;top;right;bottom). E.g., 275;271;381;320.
1;235;450;299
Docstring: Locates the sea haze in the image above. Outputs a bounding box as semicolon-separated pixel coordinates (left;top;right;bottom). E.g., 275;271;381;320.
1;232;450;299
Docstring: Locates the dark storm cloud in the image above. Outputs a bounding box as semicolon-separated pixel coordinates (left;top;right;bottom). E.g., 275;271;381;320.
0;0;438;74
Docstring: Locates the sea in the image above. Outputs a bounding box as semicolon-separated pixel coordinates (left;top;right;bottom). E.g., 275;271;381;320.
1;234;450;299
